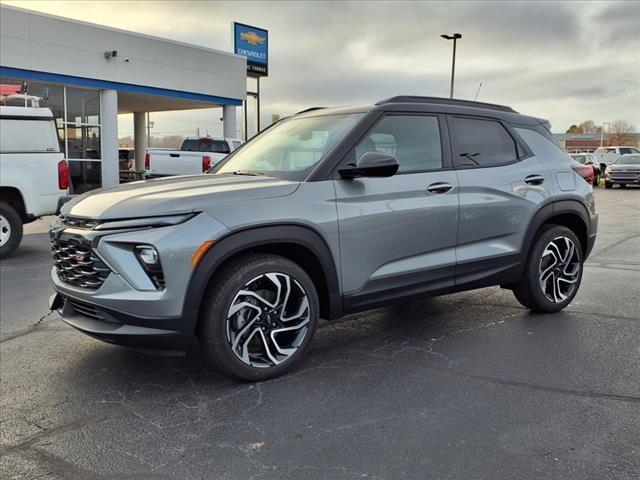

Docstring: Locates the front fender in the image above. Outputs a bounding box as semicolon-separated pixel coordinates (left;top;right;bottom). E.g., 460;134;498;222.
182;224;342;321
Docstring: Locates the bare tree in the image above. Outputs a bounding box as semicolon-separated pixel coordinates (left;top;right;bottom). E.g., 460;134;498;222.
565;120;602;134
577;120;602;134
607;120;636;146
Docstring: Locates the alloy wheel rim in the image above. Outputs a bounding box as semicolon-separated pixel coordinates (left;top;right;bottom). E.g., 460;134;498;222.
539;236;581;303
226;272;310;368
0;214;10;247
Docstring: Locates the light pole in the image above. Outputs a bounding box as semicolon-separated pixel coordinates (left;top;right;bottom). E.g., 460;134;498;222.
600;122;611;147
441;33;462;99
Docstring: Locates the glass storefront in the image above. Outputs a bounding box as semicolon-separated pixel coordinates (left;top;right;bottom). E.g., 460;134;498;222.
0;76;102;193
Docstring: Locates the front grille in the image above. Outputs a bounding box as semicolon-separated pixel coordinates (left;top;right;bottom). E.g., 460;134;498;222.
51;238;111;289
61;216;100;229
610;172;639;181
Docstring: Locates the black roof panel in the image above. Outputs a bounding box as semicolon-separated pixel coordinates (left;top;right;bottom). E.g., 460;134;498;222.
376;95;517;113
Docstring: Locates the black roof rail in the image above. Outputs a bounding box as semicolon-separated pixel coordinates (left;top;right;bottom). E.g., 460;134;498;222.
295;106;326;115
375;96;517;113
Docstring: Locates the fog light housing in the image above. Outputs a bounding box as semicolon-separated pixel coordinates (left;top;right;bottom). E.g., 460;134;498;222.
134;245;165;289
136;246;159;265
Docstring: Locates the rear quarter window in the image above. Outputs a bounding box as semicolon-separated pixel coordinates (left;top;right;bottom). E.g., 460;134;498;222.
0;118;60;153
515;128;571;164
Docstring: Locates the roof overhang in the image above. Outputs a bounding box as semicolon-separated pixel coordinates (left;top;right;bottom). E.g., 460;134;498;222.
0;67;242;113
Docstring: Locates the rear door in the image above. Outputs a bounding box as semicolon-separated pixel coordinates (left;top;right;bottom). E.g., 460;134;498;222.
448;115;553;286
333;113;459;310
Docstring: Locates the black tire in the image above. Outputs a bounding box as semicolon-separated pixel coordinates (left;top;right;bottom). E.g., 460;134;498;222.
512;225;583;313
605;182;613;189
592;173;600;187
0;202;23;259
199;253;319;381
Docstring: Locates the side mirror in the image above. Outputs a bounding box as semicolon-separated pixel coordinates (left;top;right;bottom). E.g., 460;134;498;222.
339;151;399;179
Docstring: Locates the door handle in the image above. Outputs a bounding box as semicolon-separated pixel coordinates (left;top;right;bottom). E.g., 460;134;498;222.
426;182;454;194
524;174;545;185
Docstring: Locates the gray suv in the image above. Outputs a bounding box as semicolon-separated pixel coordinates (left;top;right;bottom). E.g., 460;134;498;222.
49;96;598;381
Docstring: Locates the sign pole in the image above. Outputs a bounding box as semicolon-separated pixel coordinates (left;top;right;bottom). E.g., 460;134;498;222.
256;77;261;133
243;99;248;141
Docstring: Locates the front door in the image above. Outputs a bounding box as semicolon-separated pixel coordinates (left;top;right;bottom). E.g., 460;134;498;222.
333;113;459;311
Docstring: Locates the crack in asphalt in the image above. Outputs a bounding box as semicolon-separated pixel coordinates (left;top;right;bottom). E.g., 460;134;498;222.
590;233;640;257
0;310;57;343
362;317;640;405
2;412;122;456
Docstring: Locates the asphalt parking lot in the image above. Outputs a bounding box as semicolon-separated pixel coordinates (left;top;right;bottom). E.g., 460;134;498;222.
1;188;639;480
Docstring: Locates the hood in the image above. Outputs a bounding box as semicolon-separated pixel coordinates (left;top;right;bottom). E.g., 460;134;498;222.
63;174;299;219
609;163;640;171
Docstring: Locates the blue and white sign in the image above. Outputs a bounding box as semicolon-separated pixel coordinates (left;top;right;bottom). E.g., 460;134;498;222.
233;22;268;77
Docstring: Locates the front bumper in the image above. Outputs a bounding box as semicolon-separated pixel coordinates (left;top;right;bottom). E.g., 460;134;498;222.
50;292;197;349
49;212;228;350
605;172;640;184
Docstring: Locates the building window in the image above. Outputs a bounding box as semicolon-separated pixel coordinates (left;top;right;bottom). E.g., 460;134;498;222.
0;77;102;193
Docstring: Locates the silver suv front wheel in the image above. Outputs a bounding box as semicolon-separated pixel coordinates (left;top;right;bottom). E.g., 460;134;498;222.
200;254;319;381
226;272;311;368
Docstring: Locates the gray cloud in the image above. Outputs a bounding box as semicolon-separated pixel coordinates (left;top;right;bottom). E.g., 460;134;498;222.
5;0;638;135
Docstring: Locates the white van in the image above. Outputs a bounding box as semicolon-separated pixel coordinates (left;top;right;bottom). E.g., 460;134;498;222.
0;106;69;258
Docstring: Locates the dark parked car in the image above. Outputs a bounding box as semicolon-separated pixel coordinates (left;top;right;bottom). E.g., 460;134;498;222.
570;153;601;186
605;154;640;188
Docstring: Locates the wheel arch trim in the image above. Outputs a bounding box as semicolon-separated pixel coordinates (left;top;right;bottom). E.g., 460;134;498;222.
182;223;342;324
523;199;593;262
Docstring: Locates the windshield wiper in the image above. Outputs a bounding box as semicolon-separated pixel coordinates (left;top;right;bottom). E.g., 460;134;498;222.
231;170;265;176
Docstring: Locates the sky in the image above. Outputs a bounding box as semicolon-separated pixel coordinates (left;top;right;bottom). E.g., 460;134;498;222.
3;0;639;137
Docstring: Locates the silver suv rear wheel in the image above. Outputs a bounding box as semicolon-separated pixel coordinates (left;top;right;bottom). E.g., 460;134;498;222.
512;225;583;312
539;236;581;303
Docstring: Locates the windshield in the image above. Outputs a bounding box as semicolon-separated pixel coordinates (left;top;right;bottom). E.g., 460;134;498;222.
615;155;640;165
570;154;587;164
212;113;363;180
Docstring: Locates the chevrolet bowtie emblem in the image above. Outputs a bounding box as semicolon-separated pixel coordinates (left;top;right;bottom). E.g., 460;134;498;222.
240;31;265;46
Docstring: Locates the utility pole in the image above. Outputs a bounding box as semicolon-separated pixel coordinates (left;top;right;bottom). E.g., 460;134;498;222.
441;33;462;98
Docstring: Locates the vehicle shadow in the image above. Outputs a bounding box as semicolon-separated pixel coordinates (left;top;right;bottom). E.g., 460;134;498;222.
54;294;506;396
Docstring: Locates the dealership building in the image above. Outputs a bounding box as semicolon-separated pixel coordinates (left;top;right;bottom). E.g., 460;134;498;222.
0;4;246;193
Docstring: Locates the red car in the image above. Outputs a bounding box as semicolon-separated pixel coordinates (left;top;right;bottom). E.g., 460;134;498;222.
570;153;601;186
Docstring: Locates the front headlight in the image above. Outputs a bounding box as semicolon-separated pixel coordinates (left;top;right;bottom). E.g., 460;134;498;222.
94;213;196;231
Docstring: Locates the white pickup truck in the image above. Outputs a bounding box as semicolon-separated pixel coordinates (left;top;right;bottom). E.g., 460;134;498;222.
145;136;242;177
0;106;69;258
593;146;640;172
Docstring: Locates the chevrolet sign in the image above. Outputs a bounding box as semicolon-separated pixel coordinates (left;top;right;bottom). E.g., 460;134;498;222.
234;22;268;77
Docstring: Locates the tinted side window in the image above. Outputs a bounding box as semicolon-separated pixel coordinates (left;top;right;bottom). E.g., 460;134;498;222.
355;115;442;172
182;139;200;151
201;140;230;154
451;117;518;168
